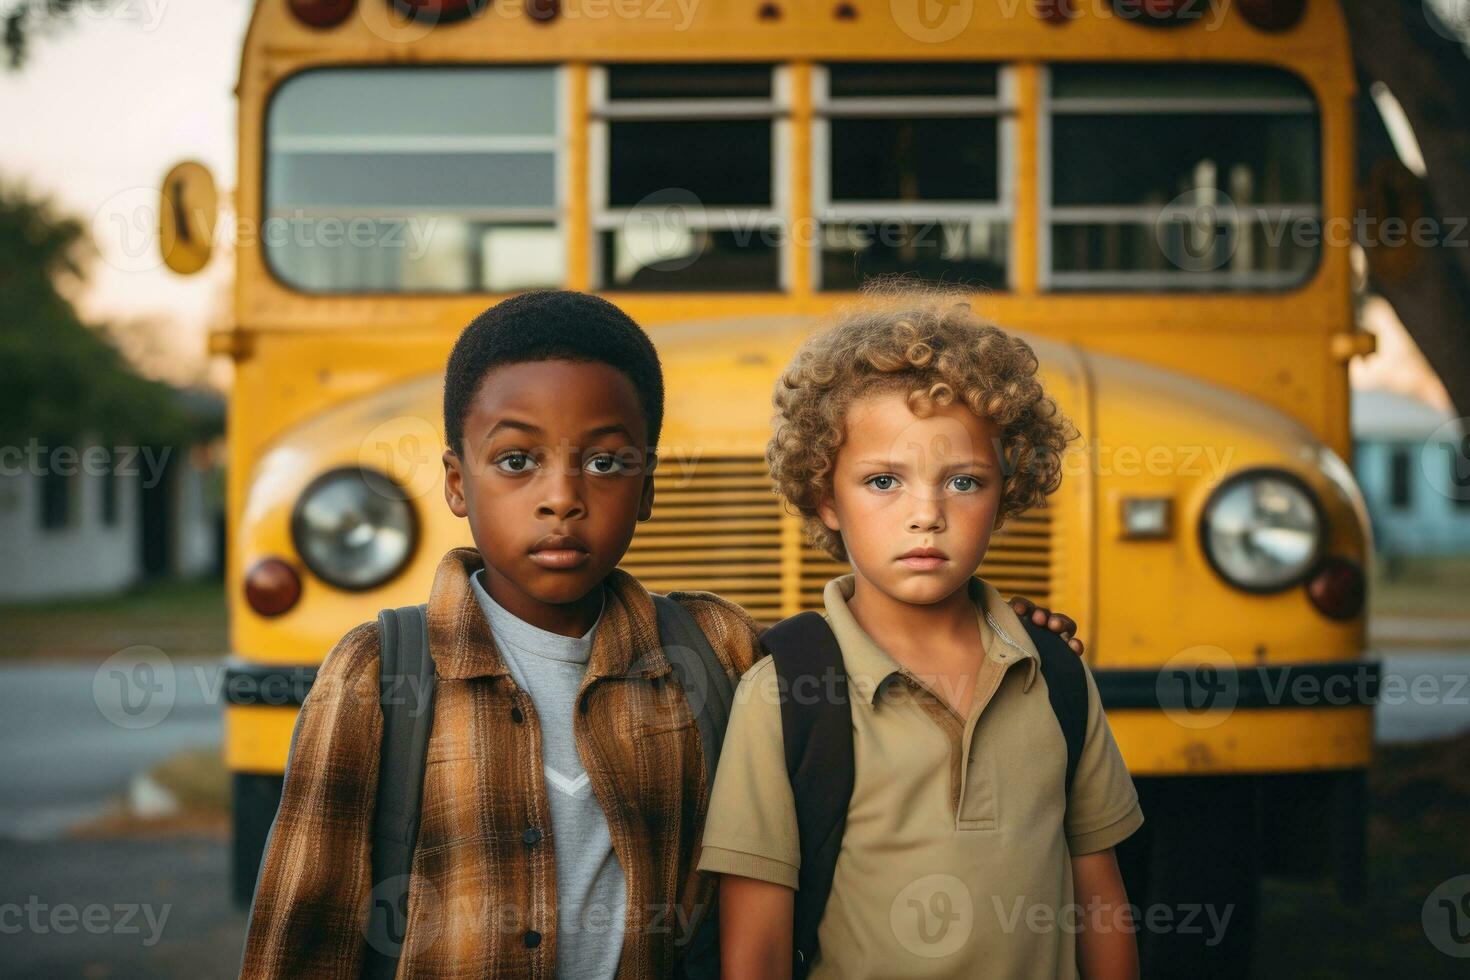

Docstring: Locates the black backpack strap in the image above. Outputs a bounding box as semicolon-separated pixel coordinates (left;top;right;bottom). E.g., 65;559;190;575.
653;594;736;980
762;611;853;980
653;594;736;790
363;603;434;980
1021;620;1089;796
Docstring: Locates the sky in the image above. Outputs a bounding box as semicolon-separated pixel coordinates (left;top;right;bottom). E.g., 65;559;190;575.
0;0;250;382
0;0;1453;410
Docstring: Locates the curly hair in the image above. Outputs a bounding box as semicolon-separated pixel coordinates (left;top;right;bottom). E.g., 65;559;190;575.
768;284;1078;561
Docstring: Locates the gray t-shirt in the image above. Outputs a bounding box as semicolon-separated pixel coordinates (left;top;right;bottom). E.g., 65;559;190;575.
471;571;627;980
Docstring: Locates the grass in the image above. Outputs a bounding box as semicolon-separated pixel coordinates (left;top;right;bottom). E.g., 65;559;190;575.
150;747;232;814
72;748;231;839
1370;555;1470;621
0;577;227;659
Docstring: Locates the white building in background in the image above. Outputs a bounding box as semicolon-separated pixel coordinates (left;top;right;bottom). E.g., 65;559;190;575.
0;436;222;601
1352;389;1470;559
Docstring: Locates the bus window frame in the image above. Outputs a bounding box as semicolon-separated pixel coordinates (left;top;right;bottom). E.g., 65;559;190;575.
810;63;1017;293
587;63;792;293
1037;63;1325;295
259;62;570;297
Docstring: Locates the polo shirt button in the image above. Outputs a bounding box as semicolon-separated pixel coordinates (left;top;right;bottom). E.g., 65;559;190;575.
523;826;542;845
524;929;542;948
510;705;524;724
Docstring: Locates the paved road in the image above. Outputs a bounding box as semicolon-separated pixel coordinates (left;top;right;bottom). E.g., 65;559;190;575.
0;836;246;979
0;659;224;840
1373;648;1470;744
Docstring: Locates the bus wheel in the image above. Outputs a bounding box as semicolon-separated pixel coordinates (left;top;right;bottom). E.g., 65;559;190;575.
1114;775;1260;980
232;773;284;907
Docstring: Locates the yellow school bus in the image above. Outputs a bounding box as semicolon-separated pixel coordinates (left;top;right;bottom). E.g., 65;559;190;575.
167;0;1379;964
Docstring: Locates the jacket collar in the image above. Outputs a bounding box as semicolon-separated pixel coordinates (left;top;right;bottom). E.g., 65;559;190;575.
428;548;671;683
822;573;1040;705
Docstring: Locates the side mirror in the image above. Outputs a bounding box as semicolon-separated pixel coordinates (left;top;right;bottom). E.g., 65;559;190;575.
159;161;218;275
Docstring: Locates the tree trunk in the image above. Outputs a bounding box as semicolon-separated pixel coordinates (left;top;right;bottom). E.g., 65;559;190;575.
1342;0;1470;419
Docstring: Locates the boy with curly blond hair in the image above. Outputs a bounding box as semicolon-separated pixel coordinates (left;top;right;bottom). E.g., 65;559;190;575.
697;289;1144;980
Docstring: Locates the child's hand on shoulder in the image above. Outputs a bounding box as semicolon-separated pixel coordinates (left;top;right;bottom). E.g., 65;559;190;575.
1010;596;1084;655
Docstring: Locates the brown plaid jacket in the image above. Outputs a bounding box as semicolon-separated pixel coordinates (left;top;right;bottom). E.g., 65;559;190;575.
239;548;765;979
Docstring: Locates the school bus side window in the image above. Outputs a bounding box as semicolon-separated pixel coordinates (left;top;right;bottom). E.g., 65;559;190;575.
264;66;564;294
815;63;1013;292
1043;64;1321;292
591;64;786;292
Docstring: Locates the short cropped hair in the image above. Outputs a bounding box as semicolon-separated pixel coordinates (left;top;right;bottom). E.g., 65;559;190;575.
768;284;1077;561
443;290;664;454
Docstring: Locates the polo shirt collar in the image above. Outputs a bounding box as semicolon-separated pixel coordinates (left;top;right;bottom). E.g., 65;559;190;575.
822;573;1040;705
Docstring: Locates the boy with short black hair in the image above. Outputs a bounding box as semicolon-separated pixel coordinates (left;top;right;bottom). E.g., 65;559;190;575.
240;289;1085;979
701;291;1144;979
241;290;767;979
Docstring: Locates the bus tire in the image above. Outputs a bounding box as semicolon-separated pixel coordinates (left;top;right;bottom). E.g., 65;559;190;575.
232;772;285;908
1114;775;1260;980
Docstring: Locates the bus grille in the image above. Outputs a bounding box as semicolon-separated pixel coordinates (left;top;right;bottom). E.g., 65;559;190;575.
621;454;1054;623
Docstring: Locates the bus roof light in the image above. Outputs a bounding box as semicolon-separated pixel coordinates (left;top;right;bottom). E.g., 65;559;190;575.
527;0;559;22
1036;0;1076;24
1239;0;1306;32
289;0;356;29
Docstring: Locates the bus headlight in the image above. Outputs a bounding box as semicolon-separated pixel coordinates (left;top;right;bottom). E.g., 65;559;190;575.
1199;469;1325;593
291;467;417;590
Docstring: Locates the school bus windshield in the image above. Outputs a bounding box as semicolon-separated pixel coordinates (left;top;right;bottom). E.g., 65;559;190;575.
262;61;1321;297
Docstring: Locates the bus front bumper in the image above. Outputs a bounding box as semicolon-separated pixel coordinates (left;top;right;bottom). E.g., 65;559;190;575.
1098;660;1380;775
221;658;1382;776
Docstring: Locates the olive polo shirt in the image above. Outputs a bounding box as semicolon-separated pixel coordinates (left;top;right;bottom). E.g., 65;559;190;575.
696;573;1144;979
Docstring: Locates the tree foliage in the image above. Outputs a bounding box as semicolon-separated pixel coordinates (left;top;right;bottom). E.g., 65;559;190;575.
3;0;114;69
0;184;195;448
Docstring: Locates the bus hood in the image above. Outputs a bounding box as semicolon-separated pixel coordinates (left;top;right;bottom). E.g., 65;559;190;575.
643;314;1092;456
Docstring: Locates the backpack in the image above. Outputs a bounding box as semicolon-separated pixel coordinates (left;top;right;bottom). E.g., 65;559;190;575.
362;595;734;980
760;610;1090;980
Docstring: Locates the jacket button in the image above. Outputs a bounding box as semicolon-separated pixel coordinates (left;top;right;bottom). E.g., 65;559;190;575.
523;929;542;948
511;705;524;724
523;826;542;845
